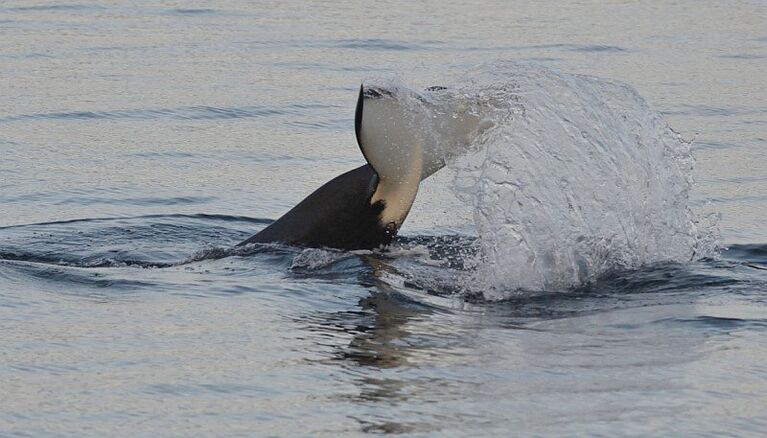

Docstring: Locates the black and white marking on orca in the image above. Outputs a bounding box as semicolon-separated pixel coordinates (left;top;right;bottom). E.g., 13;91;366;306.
238;83;496;250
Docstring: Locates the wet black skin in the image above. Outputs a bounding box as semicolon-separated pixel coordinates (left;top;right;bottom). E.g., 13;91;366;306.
237;164;396;250
238;85;410;250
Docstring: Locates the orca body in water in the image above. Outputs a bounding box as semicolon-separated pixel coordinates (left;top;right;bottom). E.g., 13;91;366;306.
238;163;391;249
238;83;495;250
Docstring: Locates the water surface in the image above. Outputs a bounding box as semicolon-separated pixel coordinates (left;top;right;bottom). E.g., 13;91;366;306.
2;1;766;436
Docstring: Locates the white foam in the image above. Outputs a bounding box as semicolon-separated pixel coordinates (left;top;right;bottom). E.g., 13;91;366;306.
290;248;346;270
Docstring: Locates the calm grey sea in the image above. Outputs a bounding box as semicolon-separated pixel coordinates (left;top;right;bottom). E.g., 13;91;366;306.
1;1;766;436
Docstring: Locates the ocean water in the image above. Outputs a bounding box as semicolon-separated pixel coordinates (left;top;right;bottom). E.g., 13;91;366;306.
2;1;767;436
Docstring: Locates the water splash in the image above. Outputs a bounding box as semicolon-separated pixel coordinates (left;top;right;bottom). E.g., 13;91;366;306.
290;248;348;270
431;61;719;297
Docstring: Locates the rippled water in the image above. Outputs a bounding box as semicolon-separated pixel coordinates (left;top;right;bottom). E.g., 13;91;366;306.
2;1;767;436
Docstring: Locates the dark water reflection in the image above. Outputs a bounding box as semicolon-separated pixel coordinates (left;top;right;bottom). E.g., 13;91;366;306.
290;250;767;435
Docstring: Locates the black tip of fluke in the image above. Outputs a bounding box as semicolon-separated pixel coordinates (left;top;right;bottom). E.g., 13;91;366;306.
355;83;364;149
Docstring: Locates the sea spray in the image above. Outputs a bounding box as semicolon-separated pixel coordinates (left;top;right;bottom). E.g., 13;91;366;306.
440;62;718;297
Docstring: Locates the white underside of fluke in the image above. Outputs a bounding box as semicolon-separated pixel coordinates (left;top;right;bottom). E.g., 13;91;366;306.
356;81;499;227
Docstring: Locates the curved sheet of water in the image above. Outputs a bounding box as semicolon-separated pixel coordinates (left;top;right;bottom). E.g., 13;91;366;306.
379;62;721;297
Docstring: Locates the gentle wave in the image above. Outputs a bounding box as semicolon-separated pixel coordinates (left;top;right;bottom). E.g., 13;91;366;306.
661;315;767;330
567;44;629;53
237;38;444;51
717;54;765;60
0;103;339;123
168;8;217;15
235;39;630;55
6;4;105;12
51;195;216;207
1;190;213;206
335;38;443;51
0;259;158;290
722;243;767;265
662;104;767;117
0;213;271;230
0;252;174;269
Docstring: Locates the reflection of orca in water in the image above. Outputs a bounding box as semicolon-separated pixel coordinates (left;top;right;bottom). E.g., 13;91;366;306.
239;84;494;250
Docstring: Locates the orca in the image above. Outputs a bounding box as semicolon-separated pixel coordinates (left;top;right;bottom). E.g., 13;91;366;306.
238;83;495;250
